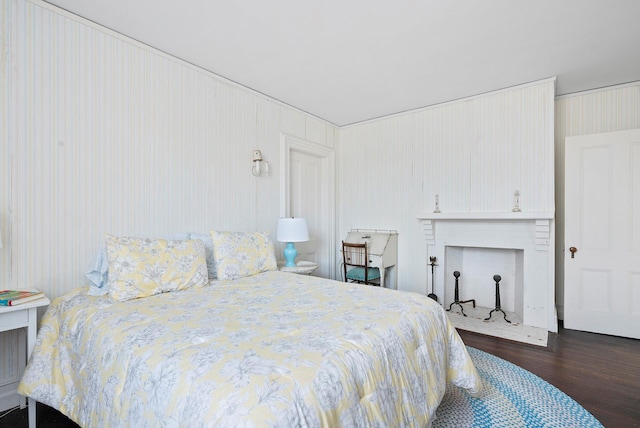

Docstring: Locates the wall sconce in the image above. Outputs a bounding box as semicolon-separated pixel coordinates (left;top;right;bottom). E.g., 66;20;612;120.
252;150;269;177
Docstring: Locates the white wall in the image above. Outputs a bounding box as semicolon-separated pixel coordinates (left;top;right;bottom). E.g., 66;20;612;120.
554;82;640;319
336;79;640;315
338;80;556;295
0;0;338;406
0;0;338;300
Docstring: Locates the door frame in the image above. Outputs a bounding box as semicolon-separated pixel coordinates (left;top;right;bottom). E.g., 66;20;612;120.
279;133;336;279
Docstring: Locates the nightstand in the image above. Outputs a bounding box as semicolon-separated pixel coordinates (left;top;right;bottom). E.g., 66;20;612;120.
0;295;50;428
278;261;319;275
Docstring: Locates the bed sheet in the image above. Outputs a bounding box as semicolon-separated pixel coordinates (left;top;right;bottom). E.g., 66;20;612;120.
19;271;481;427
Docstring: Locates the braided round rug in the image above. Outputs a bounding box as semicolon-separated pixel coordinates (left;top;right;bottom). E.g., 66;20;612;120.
434;347;603;428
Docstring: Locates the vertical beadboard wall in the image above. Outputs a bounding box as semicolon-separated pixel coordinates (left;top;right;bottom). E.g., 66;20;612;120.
0;0;337;403
0;0;337;300
0;1;10;290
339;80;556;295
554;82;640;318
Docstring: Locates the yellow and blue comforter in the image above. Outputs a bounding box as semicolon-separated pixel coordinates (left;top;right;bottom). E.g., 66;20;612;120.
19;271;481;427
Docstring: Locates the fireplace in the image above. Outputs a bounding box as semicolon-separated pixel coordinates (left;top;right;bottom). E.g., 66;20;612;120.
418;213;557;342
444;246;523;318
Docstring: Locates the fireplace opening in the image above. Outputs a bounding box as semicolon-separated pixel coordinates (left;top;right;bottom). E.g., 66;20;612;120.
444;246;524;322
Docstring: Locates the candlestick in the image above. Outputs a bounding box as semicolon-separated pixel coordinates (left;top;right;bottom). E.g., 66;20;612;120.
512;190;521;212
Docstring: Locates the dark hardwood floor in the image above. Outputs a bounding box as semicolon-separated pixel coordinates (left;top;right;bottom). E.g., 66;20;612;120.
458;323;640;428
1;322;638;427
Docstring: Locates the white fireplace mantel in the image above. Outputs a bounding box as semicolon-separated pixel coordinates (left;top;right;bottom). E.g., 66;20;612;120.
417;212;554;250
416;211;554;220
417;212;557;333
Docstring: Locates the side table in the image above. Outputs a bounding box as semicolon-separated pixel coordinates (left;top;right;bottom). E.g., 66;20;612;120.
278;261;319;275
0;295;50;428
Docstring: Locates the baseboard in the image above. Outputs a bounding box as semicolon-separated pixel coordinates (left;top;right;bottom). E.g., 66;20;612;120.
0;381;21;412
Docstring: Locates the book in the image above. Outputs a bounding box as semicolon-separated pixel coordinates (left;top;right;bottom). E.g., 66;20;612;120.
0;290;45;306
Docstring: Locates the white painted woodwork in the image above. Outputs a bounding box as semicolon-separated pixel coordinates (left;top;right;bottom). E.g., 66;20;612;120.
38;0;640;127
417;212;554;220
280;134;336;279
340;79;555;295
554;82;640;320
564;129;640;339
418;217;556;332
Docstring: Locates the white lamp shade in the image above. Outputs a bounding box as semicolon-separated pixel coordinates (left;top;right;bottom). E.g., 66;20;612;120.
276;218;309;242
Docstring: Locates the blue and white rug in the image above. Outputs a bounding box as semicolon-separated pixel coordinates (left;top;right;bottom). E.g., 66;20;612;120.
434;347;603;427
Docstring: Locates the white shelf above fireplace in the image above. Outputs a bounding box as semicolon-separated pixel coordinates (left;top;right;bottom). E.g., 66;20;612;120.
416;211;554;220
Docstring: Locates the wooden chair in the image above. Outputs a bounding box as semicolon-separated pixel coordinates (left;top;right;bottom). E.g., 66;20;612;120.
342;241;381;286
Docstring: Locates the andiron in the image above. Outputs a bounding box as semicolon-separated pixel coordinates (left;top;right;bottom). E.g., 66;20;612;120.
485;274;511;323
446;271;476;316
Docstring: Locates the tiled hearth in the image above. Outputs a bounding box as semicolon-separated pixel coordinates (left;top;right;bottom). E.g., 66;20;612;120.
418;213;557;345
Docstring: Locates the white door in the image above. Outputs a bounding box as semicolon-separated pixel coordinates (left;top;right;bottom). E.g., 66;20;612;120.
564;128;640;339
280;134;335;279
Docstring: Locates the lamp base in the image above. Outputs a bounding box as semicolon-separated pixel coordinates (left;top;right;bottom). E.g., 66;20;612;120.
283;242;298;267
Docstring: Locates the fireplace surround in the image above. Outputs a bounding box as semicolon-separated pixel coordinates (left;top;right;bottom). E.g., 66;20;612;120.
418;212;557;334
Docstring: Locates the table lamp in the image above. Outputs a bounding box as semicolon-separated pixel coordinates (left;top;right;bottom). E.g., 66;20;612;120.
276;217;309;267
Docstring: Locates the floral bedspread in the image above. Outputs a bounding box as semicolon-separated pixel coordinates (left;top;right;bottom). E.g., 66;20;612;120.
19;271;481;427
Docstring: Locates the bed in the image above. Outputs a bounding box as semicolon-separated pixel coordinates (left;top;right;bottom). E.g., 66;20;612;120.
18;232;481;427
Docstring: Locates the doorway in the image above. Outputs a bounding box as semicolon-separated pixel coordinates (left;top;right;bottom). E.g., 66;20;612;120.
280;134;336;279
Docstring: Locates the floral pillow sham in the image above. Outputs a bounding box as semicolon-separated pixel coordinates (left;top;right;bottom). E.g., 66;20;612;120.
210;231;278;280
105;234;208;301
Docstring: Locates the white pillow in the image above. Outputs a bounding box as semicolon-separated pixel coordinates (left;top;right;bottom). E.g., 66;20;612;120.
190;233;217;279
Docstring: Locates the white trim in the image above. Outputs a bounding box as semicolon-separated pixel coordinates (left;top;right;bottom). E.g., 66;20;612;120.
555;80;640;100
23;0;640;127
341;77;558;129
25;0;335;128
416;212;554;220
280;134;336;279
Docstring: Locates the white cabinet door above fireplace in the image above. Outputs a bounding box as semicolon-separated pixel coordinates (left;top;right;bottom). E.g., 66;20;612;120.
564;129;640;339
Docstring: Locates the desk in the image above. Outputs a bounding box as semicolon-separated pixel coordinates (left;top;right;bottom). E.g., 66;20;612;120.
343;230;398;289
0;296;50;428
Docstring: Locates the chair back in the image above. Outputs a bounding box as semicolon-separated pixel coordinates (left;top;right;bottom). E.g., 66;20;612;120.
342;241;380;285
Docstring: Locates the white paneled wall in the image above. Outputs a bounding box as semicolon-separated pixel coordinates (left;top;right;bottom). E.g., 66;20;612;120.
554;82;640;318
1;0;337;300
339;80;555;295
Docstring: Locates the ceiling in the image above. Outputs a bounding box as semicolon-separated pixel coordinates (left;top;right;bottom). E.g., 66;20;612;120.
44;0;640;126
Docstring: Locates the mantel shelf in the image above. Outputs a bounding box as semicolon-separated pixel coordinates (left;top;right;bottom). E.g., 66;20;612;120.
416;212;554;220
